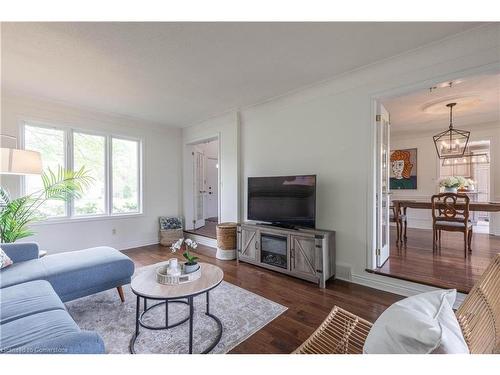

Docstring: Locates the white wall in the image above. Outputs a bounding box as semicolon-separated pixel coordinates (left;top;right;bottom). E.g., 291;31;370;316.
0;93;182;253
182;112;239;228
182;24;500;296
391;122;500;233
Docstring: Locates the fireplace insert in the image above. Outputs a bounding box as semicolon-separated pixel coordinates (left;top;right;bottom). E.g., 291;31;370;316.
260;233;287;269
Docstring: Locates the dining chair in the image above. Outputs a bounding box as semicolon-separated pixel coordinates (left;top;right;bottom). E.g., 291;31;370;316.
390;204;407;245
431;193;472;258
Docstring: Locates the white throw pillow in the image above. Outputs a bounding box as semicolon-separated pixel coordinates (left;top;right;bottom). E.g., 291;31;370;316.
363;289;469;354
0;247;14;269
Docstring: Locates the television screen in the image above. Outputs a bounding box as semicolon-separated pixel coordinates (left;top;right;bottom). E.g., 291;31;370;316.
248;175;316;228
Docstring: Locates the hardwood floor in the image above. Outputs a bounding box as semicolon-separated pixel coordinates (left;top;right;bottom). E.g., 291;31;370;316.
122;244;401;354
183;221;217;239
373;227;500;293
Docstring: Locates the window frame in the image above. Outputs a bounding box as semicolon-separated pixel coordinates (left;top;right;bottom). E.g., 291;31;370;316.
71;129;109;218
110;135;143;216
21;120;144;224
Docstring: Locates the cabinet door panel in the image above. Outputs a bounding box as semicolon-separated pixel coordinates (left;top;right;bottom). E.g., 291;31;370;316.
239;227;258;262
290;235;316;277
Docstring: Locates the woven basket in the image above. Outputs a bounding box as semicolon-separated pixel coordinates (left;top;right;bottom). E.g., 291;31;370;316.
216;222;237;250
159;228;184;247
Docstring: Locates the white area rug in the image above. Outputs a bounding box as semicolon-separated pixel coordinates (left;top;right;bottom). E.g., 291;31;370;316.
66;281;287;354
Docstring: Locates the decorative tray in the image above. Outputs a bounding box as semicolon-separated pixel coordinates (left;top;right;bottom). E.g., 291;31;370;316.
156;263;201;285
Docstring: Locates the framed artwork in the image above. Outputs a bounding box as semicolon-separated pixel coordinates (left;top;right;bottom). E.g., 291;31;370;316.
390;148;417;190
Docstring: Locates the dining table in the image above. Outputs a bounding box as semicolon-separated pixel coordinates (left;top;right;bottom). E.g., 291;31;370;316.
392;199;500;213
390;198;500;246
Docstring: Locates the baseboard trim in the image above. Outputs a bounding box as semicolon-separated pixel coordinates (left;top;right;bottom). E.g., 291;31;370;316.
338;271;466;307
347;272;434;296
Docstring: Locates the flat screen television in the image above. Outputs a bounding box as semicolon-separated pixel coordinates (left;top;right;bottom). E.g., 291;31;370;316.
248;175;316;229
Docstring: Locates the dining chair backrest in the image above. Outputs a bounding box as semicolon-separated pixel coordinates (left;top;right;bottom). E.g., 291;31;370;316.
431;193;470;225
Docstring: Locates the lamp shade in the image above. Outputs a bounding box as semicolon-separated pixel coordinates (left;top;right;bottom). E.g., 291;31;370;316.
0;148;43;175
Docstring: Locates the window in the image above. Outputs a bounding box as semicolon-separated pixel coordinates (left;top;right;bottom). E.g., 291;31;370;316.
24;125;66;217
23;123;142;220
73;132;106;216
112;138;139;213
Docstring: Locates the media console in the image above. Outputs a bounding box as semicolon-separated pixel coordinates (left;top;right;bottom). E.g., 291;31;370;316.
237;222;335;288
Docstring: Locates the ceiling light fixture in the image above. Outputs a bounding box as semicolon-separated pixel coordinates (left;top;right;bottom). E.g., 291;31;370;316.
441;153;490;166
433;102;470;159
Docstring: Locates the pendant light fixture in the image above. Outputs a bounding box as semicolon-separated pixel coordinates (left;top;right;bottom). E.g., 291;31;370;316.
433;102;470;159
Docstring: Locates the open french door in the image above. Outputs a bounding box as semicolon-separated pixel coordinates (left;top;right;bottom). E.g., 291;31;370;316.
375;103;391;267
193;149;206;229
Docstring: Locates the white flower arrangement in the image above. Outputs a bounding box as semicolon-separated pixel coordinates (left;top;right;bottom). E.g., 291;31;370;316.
439;176;461;189
439;176;475;189
170;238;184;253
184;238;198;249
462;178;475;188
170;238;199;265
170;238;198;253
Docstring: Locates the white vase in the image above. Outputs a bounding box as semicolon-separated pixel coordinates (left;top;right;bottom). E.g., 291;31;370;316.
444;187;458;193
183;263;199;274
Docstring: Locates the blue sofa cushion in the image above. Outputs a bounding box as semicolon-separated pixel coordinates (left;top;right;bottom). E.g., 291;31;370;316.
41;246;134;302
1;280;66;324
0;243;39;263
1;309;80;353
0;259;46;289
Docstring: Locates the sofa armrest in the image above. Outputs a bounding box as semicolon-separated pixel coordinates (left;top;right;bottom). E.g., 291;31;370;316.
9;331;105;354
0;242;40;263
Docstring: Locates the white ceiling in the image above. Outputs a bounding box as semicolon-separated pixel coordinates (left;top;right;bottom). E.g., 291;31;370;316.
383;72;500;135
1;22;485;127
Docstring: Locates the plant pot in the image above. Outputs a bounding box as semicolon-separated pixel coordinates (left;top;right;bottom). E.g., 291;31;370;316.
183;262;199;274
444;187;458;193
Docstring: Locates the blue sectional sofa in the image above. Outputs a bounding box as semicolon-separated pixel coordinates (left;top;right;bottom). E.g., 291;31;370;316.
0;243;135;354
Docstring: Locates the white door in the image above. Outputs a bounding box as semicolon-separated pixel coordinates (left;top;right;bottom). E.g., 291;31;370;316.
193;149;206;229
376;103;391;267
205;157;219;219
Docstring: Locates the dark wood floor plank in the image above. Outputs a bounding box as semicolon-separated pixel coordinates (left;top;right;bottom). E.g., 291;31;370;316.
122;243;401;354
373;227;500;293
183;221;217;239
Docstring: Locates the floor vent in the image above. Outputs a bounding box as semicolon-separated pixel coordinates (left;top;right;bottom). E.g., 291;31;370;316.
336;263;352;281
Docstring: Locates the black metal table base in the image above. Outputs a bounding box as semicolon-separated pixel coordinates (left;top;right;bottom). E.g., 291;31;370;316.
130;291;222;354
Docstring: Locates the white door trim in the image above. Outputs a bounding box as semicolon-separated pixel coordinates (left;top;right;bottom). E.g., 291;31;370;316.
375;103;391;268
184;134;221;230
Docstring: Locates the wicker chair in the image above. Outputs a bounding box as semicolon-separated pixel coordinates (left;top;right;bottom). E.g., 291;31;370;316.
294;253;500;354
456;253;500;353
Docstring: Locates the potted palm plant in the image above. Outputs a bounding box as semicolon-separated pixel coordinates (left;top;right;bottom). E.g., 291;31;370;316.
0;166;93;243
171;238;199;273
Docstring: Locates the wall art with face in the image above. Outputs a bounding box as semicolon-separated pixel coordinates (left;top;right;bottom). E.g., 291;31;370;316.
390;148;417;190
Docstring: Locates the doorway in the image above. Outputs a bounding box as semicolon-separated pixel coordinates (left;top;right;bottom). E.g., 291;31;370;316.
371;70;500;293
184;137;220;239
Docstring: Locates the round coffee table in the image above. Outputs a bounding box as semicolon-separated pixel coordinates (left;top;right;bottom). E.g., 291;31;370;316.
129;261;224;354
